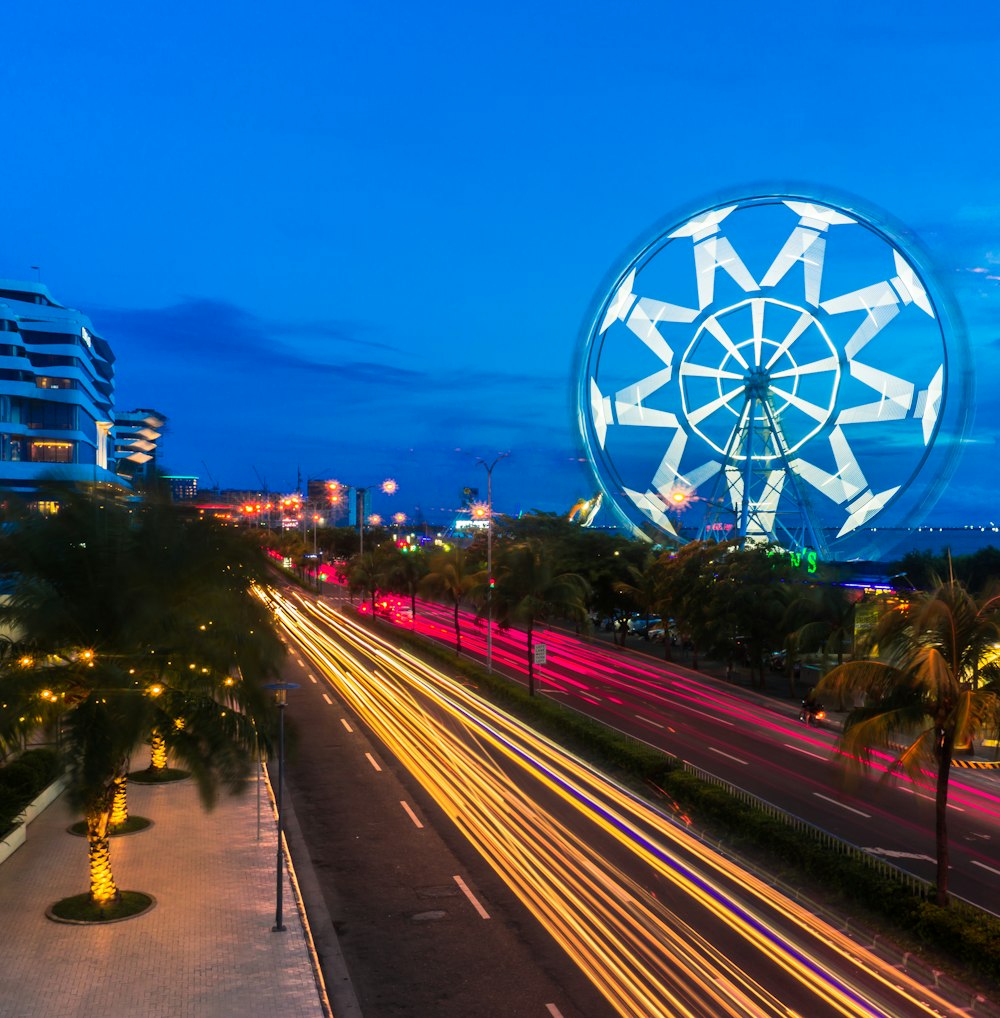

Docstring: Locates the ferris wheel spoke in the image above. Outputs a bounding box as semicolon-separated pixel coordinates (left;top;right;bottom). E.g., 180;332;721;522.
687;387;747;427
770;355;839;380
768;386;829;423
764;310;821;370
703;317;750;369
751;299;765;365
678;362;743;381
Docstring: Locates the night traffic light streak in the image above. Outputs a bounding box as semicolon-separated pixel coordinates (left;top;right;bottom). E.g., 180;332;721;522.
267;587;967;1017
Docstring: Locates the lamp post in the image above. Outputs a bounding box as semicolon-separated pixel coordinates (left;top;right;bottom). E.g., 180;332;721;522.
264;681;299;933
478;453;509;673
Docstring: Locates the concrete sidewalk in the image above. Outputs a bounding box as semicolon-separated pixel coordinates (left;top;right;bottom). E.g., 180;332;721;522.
0;766;330;1018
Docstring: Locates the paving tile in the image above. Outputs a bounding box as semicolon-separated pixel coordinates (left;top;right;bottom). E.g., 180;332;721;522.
0;768;327;1018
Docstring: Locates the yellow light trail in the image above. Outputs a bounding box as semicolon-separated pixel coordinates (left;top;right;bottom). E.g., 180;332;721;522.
264;587;965;1018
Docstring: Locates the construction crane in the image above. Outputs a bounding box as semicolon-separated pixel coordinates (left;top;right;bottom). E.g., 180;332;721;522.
200;461;220;496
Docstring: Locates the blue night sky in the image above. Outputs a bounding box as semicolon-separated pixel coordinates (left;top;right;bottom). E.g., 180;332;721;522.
3;2;1000;526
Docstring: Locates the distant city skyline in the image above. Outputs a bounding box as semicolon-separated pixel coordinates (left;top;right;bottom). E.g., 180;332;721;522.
3;3;999;525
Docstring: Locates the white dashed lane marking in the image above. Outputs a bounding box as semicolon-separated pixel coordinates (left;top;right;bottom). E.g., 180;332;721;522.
340;719;354;733
784;743;828;762
400;801;424;828
365;753;382;772
814;793;871;818
709;747;748;765
453;875;490;918
321;693;332;705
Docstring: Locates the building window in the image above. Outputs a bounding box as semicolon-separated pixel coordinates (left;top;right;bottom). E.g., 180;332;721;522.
28;401;77;430
29;440;74;463
36;377;77;390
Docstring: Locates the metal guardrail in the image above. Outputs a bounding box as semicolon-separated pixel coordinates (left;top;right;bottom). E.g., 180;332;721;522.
678;760;934;897
561;700;942;899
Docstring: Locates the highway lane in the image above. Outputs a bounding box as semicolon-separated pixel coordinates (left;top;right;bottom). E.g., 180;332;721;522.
362;593;1000;911
271;587;975;1018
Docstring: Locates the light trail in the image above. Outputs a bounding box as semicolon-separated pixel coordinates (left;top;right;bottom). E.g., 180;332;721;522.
390;595;1000;826
271;588;968;1017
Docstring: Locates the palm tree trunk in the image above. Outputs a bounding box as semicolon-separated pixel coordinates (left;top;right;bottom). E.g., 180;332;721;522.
149;730;168;772
87;799;120;907
453;600;461;653
109;775;128;828
934;728;955;906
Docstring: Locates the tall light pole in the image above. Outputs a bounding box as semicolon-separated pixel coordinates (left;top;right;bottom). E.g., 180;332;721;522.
264;681;298;933
478;453;508;673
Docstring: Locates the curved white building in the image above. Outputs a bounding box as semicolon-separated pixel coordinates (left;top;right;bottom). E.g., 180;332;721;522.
0;280;122;495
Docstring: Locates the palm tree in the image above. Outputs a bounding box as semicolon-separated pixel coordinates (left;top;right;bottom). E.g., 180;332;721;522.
420;547;479;653
385;547;429;621
784;581;859;698
816;578;1000;905
490;540;589;695
348;546;397;615
0;489;283;910
613;553;661;651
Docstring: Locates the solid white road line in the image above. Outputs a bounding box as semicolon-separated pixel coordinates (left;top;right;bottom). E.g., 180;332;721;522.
814;793;871;818
635;715;665;729
709;747;748;765
400;801;424;828
321;693;333;705
340;718;354;733
365;753;382;772
453;875;490;918
784;743;828;762
972;860;1000;877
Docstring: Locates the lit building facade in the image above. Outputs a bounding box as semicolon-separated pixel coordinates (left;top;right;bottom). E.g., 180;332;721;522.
0;280;121;495
164;475;198;503
115;408;167;484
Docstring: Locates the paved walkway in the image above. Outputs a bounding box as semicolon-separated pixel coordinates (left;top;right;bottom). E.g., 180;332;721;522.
0;765;330;1018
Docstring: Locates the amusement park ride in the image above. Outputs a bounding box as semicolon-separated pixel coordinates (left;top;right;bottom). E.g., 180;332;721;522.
576;189;972;561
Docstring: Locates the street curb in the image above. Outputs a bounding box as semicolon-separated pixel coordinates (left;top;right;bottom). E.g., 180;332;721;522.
266;761;365;1018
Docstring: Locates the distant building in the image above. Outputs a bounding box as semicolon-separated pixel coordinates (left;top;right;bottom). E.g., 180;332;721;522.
307;479;352;526
0;279;122;497
115;408;167;484
164;475;198;502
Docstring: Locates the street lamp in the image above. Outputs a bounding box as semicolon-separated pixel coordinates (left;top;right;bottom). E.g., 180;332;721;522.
264;681;299;933
478;453;509;673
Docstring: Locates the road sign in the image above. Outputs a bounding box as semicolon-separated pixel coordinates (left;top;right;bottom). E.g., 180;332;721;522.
533;643;547;666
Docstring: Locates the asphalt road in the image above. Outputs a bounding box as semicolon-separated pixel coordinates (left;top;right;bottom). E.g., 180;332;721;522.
278;602;610;1017
272;587;985;1017
405;595;1000;912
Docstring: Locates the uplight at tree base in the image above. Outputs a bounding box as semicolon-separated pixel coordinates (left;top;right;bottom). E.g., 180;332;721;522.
577;188;971;561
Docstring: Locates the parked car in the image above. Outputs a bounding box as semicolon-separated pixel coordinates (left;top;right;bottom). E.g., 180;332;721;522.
627;615;660;636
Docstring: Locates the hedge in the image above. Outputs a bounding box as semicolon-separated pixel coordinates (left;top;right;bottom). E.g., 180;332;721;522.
0;748;62;836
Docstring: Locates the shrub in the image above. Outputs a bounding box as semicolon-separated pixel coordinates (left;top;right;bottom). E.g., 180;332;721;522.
0;748;62;835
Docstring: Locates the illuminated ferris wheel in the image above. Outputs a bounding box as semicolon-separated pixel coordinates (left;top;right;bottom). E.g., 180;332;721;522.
577;192;971;557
